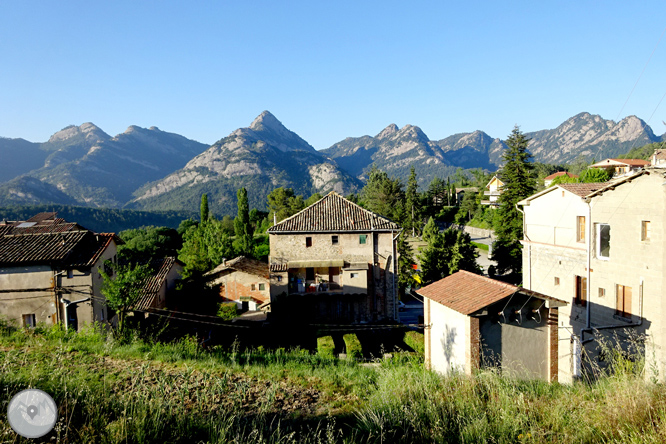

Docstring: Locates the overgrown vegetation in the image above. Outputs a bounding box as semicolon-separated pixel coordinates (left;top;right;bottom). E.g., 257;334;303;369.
2;324;666;443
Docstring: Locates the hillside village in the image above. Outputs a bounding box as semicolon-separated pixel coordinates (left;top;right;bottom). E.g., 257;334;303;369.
2;139;666;385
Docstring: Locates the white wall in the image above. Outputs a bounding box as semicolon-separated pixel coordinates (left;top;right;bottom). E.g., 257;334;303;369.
427;299;470;375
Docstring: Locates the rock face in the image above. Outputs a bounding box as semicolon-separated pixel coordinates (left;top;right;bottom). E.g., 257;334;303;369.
525;113;661;164
129;111;362;215
322;124;504;186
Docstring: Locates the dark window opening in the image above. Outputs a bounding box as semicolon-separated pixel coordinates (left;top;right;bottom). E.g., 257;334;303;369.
306;237;312;247
306;268;315;281
598;224;610;258
575;275;587;307
332;235;339;245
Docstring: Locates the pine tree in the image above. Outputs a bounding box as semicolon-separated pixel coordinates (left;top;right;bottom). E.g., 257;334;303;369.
200;194;209;224
234;188;253;256
492;126;536;279
396;232;415;297
449;231;481;274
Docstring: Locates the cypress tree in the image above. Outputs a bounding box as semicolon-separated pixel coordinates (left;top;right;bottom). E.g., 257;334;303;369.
200;194;209;224
234;187;253;256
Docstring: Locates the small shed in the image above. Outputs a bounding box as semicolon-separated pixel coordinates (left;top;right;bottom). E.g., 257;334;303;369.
418;271;567;381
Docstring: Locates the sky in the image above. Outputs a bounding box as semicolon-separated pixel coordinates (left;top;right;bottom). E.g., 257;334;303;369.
1;1;665;149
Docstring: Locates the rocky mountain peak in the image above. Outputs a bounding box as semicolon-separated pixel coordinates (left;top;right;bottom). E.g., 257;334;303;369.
376;123;399;139
250;110;285;132
398;124;429;141
47;123;109;143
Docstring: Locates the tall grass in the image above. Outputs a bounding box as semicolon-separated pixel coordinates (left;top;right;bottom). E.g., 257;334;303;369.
2;324;666;443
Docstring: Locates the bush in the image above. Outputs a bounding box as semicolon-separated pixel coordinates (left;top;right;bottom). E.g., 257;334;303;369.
217;302;238;320
344;334;363;360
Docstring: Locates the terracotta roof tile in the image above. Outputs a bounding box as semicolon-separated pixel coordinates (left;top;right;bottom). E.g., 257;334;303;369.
417;270;566;315
544;171;578;181
205;256;269;279
268;192;400;233
557;183;607;197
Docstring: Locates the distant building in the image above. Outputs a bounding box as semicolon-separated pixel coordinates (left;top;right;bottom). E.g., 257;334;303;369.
268;192;401;324
419;271;566;381
204;256;269;312
481;176;504;207
651;149;666;167
455;187;479;204
589;158;649;176
0;213;119;330
544;171;578;187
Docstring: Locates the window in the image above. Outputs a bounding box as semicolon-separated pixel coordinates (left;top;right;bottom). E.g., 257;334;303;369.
331;235;339;245
67;269;74;279
576;216;585;243
305;237;312;247
575;275;587;307
359;234;367;245
22;314;36;328
554;277;560;286
642;221;651;241
350;273;358;278
276;276;282;282
258;283;265;291
596;223;610;259
306;268;315;281
251;284;256;291
616;285;632;318
599;288;606;298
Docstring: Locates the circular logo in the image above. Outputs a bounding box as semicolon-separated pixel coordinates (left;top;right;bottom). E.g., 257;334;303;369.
7;389;58;438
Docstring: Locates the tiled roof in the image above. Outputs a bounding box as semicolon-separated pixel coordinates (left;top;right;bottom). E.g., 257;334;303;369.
544;171;578;181
0;231;89;266
134;257;181;311
557;183;607;197
590;158;650;168
205;256;269;279
611;158;650;166
268;192;401;233
417;270;566;315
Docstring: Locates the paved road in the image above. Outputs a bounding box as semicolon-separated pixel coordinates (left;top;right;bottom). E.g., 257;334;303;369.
399;293;424;326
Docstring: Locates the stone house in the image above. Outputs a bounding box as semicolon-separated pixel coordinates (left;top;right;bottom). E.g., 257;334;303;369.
589;158;649;176
482;176;504;207
0;213;119;330
518;169;666;382
204;256;269;311
419;271;565;381
134;256;184;313
267;192;401;324
652;149;666;167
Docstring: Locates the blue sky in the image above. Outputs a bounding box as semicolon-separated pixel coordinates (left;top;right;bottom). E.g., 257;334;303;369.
1;1;665;149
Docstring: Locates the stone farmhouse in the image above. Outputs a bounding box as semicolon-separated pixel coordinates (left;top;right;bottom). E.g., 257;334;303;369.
419;271;566;381
518;169;666;382
204;256;270;312
267;192;401;324
0;213;119;330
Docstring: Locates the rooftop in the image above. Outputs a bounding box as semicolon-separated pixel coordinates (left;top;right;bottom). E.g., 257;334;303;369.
205;256;269;279
134;257;182;311
417;270;566;315
268;191;401;233
544;171;578;181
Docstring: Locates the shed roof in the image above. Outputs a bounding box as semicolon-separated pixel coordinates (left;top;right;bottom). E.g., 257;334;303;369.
134;257;182;311
267;191;400;233
417;270;566;315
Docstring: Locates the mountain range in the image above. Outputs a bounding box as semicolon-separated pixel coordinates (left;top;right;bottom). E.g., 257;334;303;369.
0;111;663;215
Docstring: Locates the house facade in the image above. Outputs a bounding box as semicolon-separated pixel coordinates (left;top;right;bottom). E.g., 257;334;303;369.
204;256;269;311
0;213;119;330
482;176;504;207
518;171;666;382
589;158;649;176
419;271;565;381
267;192;401;324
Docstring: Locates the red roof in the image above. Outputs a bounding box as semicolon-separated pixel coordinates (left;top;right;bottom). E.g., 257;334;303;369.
544;171;578;181
417;270;565;315
611;158;650;166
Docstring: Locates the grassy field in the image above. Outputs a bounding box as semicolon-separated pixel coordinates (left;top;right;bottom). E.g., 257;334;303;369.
2;323;666;443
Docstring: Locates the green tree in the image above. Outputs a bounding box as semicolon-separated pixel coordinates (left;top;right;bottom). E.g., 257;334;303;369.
492;126;536;279
449;231;481;274
396;232;415;297
579;168;612;183
200;194;209;223
422;217;439;245
305;192;323;207
267;187;305;224
178;219;233;278
405;166;421;236
360;166;405;222
117;226;181;264
419;229;457;285
234;188;253;256
101;262;152;337
455;190;479;224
